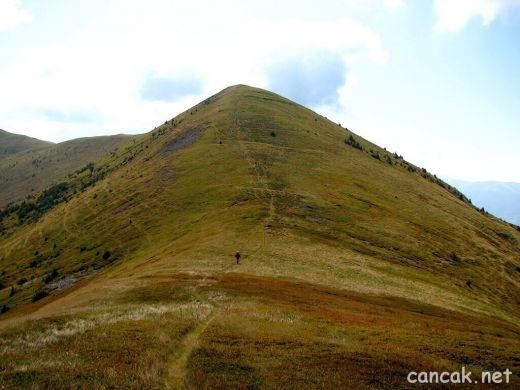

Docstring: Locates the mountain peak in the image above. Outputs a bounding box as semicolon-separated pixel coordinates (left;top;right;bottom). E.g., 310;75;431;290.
1;86;519;388
211;84;290;104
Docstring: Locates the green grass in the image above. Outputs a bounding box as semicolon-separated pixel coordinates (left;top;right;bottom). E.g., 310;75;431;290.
0;85;519;388
0;134;134;207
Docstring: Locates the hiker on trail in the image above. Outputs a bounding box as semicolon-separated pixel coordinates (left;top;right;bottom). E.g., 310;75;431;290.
235;251;241;264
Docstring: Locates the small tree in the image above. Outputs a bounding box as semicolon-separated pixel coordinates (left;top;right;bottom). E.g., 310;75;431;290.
345;135;362;150
32;290;49;302
43;269;59;284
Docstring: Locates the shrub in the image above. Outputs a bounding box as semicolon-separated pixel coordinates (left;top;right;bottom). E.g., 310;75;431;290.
32;290;49;302
0;305;8;314
450;253;461;262
466;279;472;288
29;258;41;268
16;277;27;285
345;135;362;150
8;287;15;297
270;131;276;137
102;250;111;260
76;162;94;175
42;269;59;284
0;280;3;290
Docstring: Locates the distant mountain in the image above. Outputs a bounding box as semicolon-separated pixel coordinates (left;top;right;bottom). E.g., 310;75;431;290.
0;131;135;207
0;86;519;388
0;129;52;160
448;179;520;226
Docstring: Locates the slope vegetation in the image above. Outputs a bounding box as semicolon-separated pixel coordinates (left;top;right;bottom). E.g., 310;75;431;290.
0;86;519;388
0;133;134;206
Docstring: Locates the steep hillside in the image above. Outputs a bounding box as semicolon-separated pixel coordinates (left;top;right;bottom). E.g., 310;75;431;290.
0;129;52;160
0;86;519;388
0;133;134;207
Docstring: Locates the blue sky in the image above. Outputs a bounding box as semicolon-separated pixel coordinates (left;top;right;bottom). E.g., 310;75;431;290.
0;0;519;181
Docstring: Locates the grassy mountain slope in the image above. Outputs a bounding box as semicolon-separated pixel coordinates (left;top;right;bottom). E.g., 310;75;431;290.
0;129;52;160
0;133;134;207
0;85;519;388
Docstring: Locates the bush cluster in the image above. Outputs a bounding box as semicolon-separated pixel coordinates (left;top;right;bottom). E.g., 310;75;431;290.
32;290;49;302
13;182;69;222
345;135;362;150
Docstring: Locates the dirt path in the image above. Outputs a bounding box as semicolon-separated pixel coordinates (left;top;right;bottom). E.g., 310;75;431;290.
166;307;218;389
165;272;222;390
165;306;218;389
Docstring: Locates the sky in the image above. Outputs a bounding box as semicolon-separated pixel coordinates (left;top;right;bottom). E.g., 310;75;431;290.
0;0;519;182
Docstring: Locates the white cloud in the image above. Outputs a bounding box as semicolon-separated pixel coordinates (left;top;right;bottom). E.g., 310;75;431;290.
382;0;405;9
0;2;388;142
0;0;31;31
434;0;520;32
